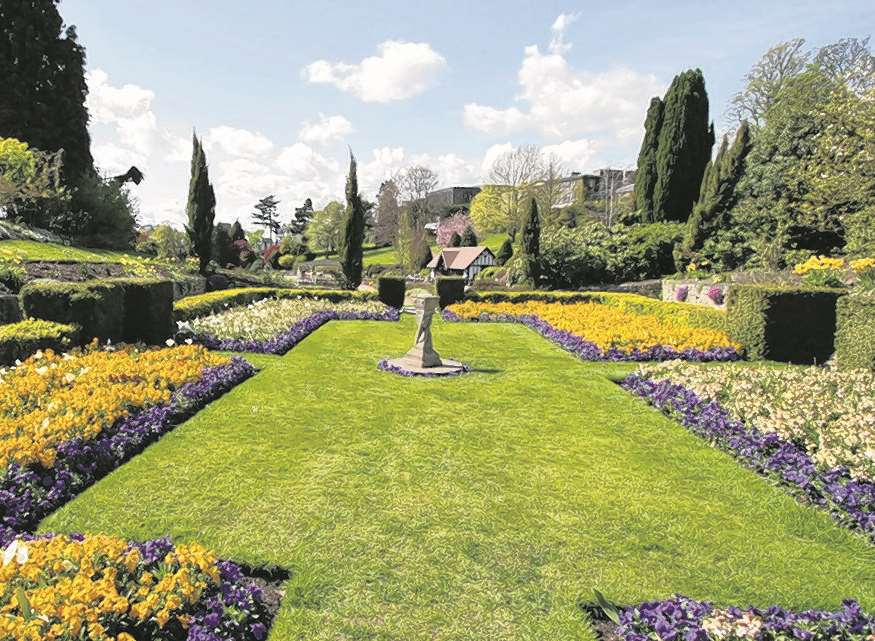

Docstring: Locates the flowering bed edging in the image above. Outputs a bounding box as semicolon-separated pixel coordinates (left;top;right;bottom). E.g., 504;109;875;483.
377;358;471;378
612;594;873;641
187;308;400;354
0;357;256;547
621;373;875;541
442;310;742;362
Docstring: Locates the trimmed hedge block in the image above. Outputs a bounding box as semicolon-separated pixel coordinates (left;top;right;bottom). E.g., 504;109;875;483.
834;293;875;370
726;285;843;364
436;277;466;308
0;319;80;365
377;277;406;309
111;278;175;344
21;279;125;343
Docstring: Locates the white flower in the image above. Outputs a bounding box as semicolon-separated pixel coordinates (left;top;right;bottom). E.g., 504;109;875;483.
165;339;176;347
3;540;28;567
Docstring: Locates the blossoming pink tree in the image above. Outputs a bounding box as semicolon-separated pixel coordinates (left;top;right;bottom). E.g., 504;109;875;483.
437;213;474;247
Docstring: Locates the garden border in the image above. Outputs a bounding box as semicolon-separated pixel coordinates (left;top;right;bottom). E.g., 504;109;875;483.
620;372;874;542
442;309;742;362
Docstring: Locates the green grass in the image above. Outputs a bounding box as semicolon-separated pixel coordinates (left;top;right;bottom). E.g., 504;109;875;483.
363;233;508;267
41;318;874;640
0;239;138;263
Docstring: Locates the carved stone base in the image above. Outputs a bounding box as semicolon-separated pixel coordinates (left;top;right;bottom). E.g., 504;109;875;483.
384;356;467;376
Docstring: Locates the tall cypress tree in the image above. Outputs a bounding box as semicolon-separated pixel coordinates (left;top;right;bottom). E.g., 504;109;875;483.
185;134;216;275
634;97;664;222
339;152;365;289
0;1;94;184
678;122;752;266
653;69;713;222
520;198;541;286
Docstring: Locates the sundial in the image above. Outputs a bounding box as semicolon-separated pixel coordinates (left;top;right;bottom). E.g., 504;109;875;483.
383;295;466;376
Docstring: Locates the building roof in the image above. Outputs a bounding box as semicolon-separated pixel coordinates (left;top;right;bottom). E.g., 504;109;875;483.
427;246;493;270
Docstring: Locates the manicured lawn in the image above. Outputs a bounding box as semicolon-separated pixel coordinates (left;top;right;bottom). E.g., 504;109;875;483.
41;317;874;640
0;239;138;262
363;232;508;267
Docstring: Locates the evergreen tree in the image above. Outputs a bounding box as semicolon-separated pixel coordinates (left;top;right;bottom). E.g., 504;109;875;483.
413;231;434;269
338;153;365;289
230;220;245;242
449;232;462;247
520;198;541;286
212;222;234;267
395;205;415;270
185;134;216;274
0;1;94;185
634;97;664;221
461;226;478;247
251;195;281;242
496;237;514;266
289;198;313;235
653;69;713;222
677;122;752;267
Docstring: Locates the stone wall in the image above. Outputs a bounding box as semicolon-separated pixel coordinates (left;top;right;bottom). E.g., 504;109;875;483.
662;280;728;308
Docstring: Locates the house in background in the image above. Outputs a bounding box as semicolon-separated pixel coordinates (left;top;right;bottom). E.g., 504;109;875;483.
427;246;496;283
425;186;481;213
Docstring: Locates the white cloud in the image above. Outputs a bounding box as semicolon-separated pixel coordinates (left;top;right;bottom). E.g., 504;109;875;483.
463;19;663;150
550;12;580;54
298;114;354;144
205;126;274;158
302;41;447;103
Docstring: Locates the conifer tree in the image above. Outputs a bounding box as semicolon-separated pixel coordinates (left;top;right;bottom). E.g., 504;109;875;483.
339;152;365;289
450;232;462;247
496;237;514;266
634;97;664;222
520;198;541;286
185;134;216;274
653;69;713;222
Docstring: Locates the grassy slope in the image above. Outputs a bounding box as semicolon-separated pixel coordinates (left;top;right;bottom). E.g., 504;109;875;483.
42;318;874;640
363;233;507;267
0;239;136;263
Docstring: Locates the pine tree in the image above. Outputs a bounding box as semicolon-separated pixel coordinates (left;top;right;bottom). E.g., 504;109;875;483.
230;220;245;242
461;226;478;247
678;122;752;266
496;238;514;266
634;97;664;222
520;198;541;286
185;134;216;274
653;69;713;222
251;195;281;242
338;153;365;289
449;232;462;247
290;198;313;235
0;1;94;185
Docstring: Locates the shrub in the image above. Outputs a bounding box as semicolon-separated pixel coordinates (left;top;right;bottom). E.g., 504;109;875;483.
110;278;175;344
20;279;125;343
0;259;26;293
726;285;843;363
0;319;79;365
436;277;465;308
834;292;875;370
278;254;297;270
378;277;406;309
174;287;376;321
56;174;138;249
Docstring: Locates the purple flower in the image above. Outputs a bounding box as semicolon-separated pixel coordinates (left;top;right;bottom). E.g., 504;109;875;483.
706;286;724;305
675;286;689;302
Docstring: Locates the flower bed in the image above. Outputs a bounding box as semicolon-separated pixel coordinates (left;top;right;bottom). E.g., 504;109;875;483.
183;297;399;354
0;345;255;542
444;300;740;361
377;358;470;377
0;533;272;641
621;368;874;540
611;594;873;641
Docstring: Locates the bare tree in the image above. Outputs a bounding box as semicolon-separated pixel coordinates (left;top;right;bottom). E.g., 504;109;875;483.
535;152;567;217
814;36;875;95
488;145;546;237
726;38;810;127
400;165;439;227
373;179;401;246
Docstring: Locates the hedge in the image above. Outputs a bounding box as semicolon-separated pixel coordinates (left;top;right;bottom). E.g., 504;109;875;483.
834;292;875;370
726;285;843;364
0;319;79;365
20;279;125;343
174;287;377;321
377;277;406;309
19;278;174;345
436;277;466;308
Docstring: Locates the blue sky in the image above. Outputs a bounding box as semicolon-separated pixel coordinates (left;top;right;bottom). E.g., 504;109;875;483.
60;0;874;226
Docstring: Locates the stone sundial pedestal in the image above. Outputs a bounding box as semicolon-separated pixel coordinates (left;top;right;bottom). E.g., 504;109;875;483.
384;295;466;376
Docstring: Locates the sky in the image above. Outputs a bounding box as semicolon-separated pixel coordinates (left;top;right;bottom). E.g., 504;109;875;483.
59;0;874;228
